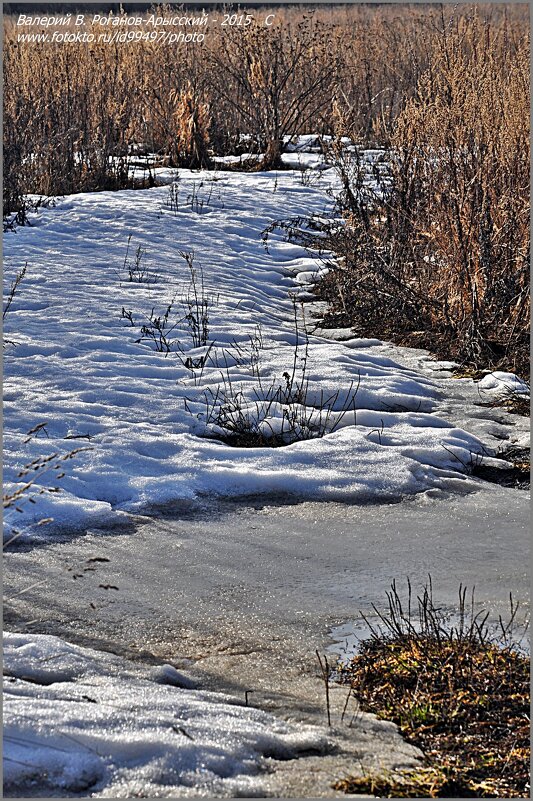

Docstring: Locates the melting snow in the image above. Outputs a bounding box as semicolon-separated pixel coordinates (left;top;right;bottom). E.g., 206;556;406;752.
4;632;328;797
4;163;492;541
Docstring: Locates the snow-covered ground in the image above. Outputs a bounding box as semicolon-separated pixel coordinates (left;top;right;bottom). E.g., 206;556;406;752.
3;162;505;543
4;632;328;797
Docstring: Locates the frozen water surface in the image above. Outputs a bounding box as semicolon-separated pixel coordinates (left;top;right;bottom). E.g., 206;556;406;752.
5;486;528;657
4;483;528;795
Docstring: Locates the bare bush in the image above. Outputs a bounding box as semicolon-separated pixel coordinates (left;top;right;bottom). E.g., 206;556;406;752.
208;14;339;169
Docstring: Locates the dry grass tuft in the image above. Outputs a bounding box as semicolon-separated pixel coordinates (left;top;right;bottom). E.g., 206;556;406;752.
334;581;530;798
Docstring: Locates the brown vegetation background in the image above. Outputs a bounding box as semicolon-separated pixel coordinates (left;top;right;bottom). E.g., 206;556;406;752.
3;4;530;373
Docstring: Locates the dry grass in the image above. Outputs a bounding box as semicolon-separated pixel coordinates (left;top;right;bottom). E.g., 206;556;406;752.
333;581;530;798
4;5;528;207
318;9;529;377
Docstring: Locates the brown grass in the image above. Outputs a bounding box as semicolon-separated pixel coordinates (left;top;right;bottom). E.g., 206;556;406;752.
317;9;529;377
4;5;528;207
333;581;530;797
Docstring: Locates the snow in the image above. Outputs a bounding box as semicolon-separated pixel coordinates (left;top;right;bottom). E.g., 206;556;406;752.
3;632;328;797
3;162;500;542
477;371;530;396
212;151;328;170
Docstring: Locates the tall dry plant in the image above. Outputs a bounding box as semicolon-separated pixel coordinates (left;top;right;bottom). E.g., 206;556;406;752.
392;11;530;366
174;86;211;169
321;9;529;374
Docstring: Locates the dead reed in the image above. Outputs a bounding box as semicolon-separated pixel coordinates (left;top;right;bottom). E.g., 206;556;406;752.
318;10;530;376
4;5;527;211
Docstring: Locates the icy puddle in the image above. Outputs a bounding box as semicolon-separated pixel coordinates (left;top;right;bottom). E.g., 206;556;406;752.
4;483;529;796
5;485;529;659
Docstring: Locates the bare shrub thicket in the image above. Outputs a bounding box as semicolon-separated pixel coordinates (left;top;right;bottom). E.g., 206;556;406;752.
319;12;530;375
4;4;527;213
207;14;339;169
3;37;138;211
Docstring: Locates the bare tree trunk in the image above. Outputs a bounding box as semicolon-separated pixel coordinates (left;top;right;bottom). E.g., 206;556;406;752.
260;138;283;170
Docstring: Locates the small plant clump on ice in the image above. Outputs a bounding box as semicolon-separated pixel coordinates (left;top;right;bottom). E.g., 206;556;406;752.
333;579;530;798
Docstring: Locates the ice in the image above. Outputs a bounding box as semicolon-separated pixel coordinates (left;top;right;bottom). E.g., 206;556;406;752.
3;483;528;796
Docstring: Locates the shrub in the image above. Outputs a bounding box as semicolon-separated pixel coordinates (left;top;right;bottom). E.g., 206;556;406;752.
208;15;339;169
